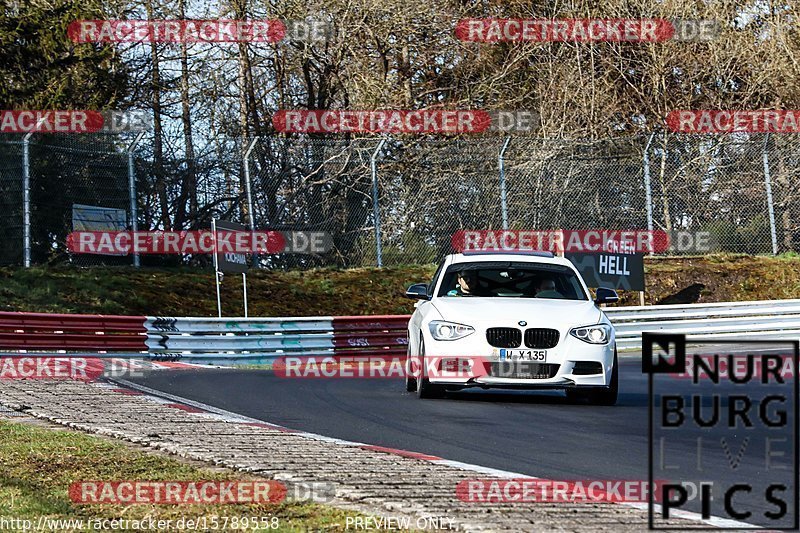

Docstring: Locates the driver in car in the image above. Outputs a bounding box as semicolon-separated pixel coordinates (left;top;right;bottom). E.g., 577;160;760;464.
535;278;563;298
447;270;478;296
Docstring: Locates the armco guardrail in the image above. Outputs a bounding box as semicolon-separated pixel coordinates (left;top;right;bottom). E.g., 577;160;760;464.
3;300;799;359
0;312;408;359
145;315;408;359
607;299;800;349
145;299;800;357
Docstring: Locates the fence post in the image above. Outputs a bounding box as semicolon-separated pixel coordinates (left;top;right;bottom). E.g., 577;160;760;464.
371;137;387;267
643;133;656;256
22;132;33;267
498;137;512;230
762;133;779;255
243;137;258;265
127;131;146;267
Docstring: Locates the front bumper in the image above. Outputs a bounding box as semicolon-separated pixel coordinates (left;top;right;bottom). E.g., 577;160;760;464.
421;327;615;389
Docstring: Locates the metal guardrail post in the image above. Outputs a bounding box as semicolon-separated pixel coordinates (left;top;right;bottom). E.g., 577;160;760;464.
22;132;32;267
762;133;779;255
127;131;146;267
371;137;387;267
498;137;511;230
21;117;55;267
211;218;222;318
243;138;259;266
643;133;656;257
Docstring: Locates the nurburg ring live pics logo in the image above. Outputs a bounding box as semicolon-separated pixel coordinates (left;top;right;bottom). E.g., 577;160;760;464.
643;333;799;530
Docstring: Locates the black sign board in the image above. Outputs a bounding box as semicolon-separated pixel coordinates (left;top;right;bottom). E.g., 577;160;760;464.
214;219;249;274
566;251;645;291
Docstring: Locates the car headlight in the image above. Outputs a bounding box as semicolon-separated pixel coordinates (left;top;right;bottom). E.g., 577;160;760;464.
429;321;475;341
569;324;612;344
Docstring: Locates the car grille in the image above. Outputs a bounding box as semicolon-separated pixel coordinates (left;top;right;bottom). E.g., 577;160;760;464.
489;362;560;379
572;361;603;375
524;328;560;349
486;328;522;348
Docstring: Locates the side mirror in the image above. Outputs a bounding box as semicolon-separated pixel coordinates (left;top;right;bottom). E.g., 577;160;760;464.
594;287;619;305
405;283;430;300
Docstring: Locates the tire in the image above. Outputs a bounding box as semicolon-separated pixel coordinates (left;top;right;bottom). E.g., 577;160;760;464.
566;347;618;406
405;345;417;392
416;337;445;399
590;348;619;406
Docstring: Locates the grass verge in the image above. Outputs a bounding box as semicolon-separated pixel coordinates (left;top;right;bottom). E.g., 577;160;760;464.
0;419;373;531
2;255;800;316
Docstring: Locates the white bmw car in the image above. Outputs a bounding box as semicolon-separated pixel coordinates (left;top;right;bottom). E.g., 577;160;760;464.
404;251;619;404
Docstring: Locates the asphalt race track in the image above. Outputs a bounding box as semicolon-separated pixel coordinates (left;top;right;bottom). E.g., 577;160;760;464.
129;345;798;528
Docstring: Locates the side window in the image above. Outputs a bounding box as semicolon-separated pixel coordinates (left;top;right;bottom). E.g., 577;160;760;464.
427;262;446;297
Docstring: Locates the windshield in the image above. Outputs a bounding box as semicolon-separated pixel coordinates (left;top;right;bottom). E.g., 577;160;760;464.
437;262;588;300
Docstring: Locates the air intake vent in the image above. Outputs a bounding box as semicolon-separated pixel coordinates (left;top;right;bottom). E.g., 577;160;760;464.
486;328;522;348
572;361;603;375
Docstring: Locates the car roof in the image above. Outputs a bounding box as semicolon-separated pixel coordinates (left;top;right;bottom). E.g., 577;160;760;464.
444;252;575;268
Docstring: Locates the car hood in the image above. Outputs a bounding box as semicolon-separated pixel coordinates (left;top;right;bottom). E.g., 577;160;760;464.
431;297;603;329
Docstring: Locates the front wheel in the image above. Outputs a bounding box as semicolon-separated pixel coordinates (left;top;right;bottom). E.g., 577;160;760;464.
416;337;445;399
405;347;417;392
589;350;618;406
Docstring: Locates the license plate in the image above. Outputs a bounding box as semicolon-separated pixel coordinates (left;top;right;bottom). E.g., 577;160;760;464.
499;349;547;362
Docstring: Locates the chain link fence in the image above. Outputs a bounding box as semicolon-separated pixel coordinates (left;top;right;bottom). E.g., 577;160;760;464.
0;133;793;268
0;137;24;265
0;133;132;267
653;133;777;255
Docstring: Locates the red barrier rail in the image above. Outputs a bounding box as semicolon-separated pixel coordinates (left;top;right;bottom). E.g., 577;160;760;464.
332;315;408;357
0;312;147;351
0;311;147;332
332;315;409;329
0;312;409;357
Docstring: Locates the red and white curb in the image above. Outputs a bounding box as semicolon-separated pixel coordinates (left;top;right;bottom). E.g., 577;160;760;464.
106;378;753;530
